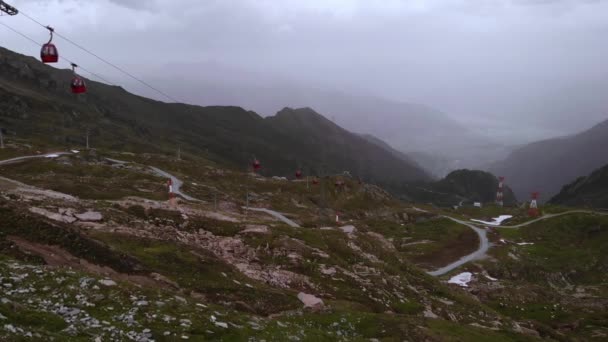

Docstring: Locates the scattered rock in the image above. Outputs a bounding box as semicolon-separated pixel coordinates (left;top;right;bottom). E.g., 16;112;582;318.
339;225;356;234
240;225;269;234
29;207;76;223
150;272;179;288
320;265;337;276
99;279;117;287
214;322;228;328
297;292;324;309
75;211;103;222
423;307;439;319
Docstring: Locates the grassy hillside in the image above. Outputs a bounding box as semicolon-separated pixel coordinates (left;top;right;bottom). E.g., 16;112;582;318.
550;163;608;208
396;169;517;207
0;150;537;341
0;46;429;192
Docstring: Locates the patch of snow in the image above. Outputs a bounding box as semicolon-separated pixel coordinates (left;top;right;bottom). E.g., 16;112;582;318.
71;150;80;154
471;215;513;226
517;242;534;246
448;272;473;287
45;154;60;158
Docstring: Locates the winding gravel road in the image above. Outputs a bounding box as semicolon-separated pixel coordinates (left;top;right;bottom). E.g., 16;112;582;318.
2;153;603;274
0;152;72;166
104;158;300;226
496;210;607;229
242;207;300;228
427;216;489;276
427;210;608;276
147;166;200;202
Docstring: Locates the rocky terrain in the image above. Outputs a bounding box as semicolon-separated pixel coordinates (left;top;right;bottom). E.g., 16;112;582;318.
0;147;604;341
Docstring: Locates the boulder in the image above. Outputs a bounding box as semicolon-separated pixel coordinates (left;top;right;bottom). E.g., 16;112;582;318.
75;211;103;222
240;225;269;234
339;225;356;234
297;292;324;309
99;279;116;287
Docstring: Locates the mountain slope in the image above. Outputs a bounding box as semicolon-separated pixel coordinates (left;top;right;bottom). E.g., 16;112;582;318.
143;65;508;174
0;46;429;187
550;163;608;208
393;169;517;207
488;119;608;200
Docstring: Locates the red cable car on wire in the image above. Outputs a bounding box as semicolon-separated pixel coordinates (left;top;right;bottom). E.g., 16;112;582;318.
40;26;59;63
70;63;87;94
295;169;302;179
252;158;261;172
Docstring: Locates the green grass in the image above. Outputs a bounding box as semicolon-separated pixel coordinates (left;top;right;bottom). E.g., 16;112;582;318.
427;320;537;342
0;155;167;200
393;218;478;268
91;232;300;315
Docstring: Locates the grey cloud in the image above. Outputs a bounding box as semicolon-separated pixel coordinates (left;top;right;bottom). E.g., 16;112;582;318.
3;0;608;142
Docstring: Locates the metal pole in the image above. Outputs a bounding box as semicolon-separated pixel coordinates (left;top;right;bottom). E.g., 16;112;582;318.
85;128;90;150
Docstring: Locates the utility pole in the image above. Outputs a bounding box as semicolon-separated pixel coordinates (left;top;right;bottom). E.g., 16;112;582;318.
528;192;540;217
496;176;505;207
85;128;90;150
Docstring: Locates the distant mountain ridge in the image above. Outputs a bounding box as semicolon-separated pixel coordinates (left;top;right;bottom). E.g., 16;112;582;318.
488;119;608;200
550;163;608;208
0;46;430;189
398;169;517;207
142;65;510;176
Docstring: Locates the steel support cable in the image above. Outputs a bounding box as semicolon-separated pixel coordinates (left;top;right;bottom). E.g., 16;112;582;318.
0;21;113;84
17;10;181;103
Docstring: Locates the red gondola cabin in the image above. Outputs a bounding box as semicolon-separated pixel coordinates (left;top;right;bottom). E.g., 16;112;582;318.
41;43;58;63
252;159;261;171
295;170;302;179
71;77;87;94
41;26;58;64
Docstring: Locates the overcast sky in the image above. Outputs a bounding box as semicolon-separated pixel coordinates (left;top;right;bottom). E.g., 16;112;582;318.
3;0;608;141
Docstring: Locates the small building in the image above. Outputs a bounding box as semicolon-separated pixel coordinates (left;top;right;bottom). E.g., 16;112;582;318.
473;202;482;208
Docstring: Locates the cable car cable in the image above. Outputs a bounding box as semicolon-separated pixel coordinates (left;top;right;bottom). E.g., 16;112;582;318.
0;21;114;85
17;10;181;103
